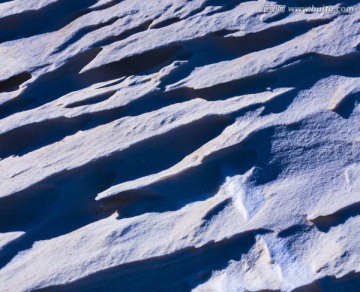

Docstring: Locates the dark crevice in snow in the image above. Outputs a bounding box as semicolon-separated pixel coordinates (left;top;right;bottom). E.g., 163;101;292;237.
79;44;183;83
74;0;124;18
150;17;181;29
0;44;183;119
332;91;360;119
64;90;117;108
92;20;153;48
310;202;360;232
278;224;312;238
0;48;103;119
0;72;32;93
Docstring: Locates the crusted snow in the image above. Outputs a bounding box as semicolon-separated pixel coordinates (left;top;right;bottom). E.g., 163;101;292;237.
0;0;359;291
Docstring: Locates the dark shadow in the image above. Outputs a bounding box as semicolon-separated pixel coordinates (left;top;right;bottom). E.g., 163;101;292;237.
99;127;276;218
74;0;125;18
332;92;360;119
92;20;153;48
0;114;233;267
151;17;181;29
0;105;124;159
201;198;233;222
0;48;103;119
0;89;189;159
186;0;247;19
159;19;332;89
163;52;360;104
53;16;121;53
293;271;360;292
79;45;183;85
0;0;99;43
64;90;117;108
310;201;360;232
0;72;31;93
278;224;312;238
0;44;183;119
0;185;60;232
35;229;271;292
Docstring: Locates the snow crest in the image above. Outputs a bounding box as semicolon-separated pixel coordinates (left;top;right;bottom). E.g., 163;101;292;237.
0;0;359;291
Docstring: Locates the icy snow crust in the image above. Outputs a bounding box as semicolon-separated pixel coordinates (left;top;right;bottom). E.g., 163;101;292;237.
0;0;359;291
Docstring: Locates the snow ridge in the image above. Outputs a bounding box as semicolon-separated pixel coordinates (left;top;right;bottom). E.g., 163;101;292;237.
0;0;359;291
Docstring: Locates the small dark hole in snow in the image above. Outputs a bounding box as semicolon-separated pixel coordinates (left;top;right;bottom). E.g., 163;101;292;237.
0;72;32;92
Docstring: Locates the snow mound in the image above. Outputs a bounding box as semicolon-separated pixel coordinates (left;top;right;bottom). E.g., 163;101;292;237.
0;0;359;291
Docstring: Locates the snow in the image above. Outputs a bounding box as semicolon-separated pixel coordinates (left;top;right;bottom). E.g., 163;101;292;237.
0;0;359;291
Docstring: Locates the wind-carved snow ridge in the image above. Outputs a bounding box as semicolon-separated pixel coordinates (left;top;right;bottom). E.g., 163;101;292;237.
0;0;359;291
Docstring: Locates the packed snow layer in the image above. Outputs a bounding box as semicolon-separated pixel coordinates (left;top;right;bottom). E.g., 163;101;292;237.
0;0;359;291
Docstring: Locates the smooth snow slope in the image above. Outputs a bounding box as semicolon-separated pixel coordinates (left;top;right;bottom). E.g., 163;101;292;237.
0;0;359;291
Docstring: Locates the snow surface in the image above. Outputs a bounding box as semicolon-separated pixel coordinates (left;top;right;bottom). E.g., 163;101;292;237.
0;0;359;291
